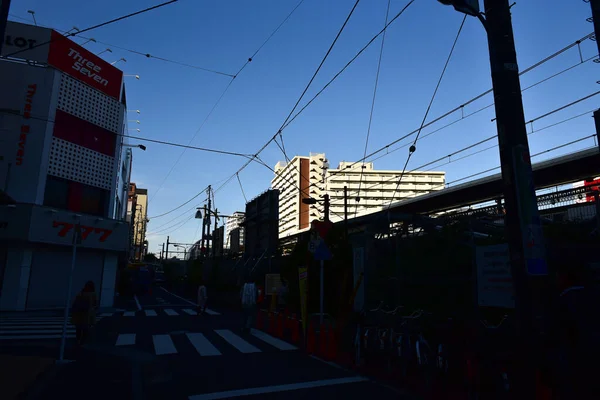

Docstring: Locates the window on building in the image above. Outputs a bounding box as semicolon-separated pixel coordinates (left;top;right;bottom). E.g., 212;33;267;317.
43;176;70;209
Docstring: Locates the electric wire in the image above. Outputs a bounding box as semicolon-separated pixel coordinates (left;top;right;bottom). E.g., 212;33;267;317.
236;174;248;203
3;1;180;58
319;36;597;184
324;106;598;209
149;0;307;204
149;187;208;219
8;13;236;77
385;14;467;209
355;0;391;218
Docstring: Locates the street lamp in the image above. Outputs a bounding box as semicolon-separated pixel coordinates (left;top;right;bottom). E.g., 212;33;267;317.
302;194;330;222
128;110;141;114
111;58;127;66
129;120;141;124
124;74;140;80
128;128;141;133
27;10;37;26
97;48;112;56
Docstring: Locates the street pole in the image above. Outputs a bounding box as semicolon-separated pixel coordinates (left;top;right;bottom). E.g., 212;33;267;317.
207;186;212;257
590;0;600;58
594;109;599;148
484;0;547;395
320;194;331;326
166;236;170;260
200;205;207;256
323;194;330;222
438;1;547;396
0;0;12;55
343;186;348;238
59;223;80;362
161;243;164;260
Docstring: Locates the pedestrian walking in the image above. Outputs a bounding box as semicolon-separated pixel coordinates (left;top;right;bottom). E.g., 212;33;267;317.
240;277;258;334
70;281;97;346
197;279;208;316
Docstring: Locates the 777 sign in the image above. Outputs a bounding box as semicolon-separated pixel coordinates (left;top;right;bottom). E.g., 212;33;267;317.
52;221;113;242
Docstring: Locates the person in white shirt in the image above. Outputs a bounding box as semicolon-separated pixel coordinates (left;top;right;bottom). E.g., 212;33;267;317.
197;279;208;316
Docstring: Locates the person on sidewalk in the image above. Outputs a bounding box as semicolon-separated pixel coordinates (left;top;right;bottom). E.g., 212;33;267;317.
197;279;208;316
70;281;97;346
240;278;258;334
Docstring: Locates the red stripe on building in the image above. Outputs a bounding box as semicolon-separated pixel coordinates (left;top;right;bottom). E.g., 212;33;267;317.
53;109;116;157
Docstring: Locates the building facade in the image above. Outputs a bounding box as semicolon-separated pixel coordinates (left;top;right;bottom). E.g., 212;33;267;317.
327;161;446;223
131;187;148;261
271;154;445;237
224;211;245;249
272;153;328;239
0;21;132;311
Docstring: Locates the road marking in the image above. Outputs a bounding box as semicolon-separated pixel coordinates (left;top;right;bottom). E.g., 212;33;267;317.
144;310;158;317
124;311;136;317
186;333;221;356
159;286;197;305
163;309;179;316
116;333;136;346
214;330;260;353
134;295;142;311
0;329;75;335
182;309;197;315
153;334;177;355
250;329;297;351
188;377;369;400
204;309;220;316
0;334;77;340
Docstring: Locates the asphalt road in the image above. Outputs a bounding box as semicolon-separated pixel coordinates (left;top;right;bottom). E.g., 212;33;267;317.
1;285;415;400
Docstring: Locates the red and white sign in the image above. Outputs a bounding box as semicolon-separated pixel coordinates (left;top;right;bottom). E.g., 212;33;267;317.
53;110;117;157
48;30;123;100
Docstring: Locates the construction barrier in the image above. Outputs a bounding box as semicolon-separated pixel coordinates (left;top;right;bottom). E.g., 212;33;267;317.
276;312;284;338
326;328;337;361
268;312;276;335
317;324;327;358
306;321;316;354
256;309;264;330
291;314;300;344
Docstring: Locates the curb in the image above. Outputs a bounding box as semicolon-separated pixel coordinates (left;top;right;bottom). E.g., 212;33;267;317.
20;361;64;400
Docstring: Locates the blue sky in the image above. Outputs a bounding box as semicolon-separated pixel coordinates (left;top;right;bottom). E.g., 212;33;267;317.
8;0;599;255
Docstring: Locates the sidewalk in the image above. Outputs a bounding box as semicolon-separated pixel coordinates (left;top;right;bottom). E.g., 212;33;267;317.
0;354;55;400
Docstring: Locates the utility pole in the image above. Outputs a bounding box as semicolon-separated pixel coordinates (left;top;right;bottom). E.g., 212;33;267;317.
206;185;212;258
166;236;170;260
590;0;600;57
438;1;547;397
594;109;599;148
0;0;12;54
343;186;348;238
161;243;165;260
323;193;330;222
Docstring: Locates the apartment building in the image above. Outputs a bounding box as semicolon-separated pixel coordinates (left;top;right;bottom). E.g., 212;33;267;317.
271;155;445;237
272;153;328;239
224;211;245;249
327;161;446;223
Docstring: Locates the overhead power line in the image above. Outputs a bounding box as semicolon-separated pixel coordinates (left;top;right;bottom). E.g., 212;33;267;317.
4;0;180;58
8;13;236;77
149;187;208;219
321;32;597;184
149;0;305;204
221;0;416;203
356;0;391;218
386;14;467;209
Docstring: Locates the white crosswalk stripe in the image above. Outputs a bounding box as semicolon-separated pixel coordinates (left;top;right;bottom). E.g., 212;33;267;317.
110;329;298;357
163;309;178;316
182;309;196;315
144;310;157;317
97;308;221;317
0;315;103;341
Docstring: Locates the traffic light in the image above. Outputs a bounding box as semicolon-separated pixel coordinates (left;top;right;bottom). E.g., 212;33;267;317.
437;0;480;16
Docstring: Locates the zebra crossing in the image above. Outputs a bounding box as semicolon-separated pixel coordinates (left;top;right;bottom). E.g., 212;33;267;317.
0;314;105;341
113;328;297;357
101;308;221;318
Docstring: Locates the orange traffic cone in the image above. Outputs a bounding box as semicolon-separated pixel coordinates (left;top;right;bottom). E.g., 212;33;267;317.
276;312;284;338
291;314;299;343
256;309;264;330
326;328;337;361
306;321;316;354
318;324;327;358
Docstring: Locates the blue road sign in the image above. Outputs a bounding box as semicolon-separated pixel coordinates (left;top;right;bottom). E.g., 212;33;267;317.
314;240;332;261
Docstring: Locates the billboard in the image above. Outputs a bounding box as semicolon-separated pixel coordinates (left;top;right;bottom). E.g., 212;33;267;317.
573;177;600;204
244;189;279;257
2;22;123;100
47;30;123;100
0;61;58;204
1;21;52;62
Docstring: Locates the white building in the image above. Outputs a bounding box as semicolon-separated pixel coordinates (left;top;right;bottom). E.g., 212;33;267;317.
272;153;328;239
0;22;131;311
328;161;446;223
271;154;445;238
225;211;245;248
